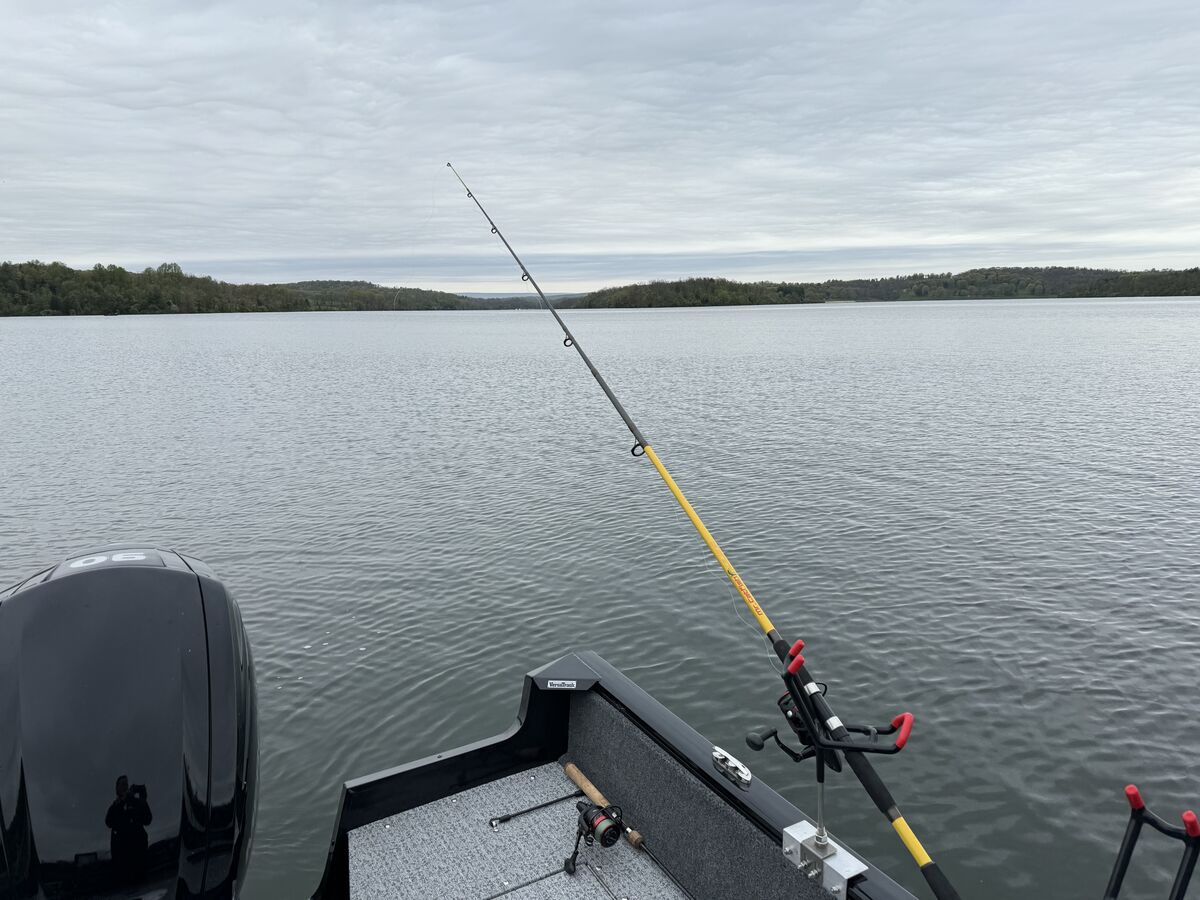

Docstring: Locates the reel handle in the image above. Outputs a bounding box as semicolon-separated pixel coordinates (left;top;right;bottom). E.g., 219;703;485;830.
746;728;777;751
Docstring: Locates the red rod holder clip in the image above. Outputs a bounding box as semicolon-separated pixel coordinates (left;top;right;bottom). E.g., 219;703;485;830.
786;654;806;675
788;639;805;658
891;712;914;750
1184;811;1200;838
1125;785;1145;811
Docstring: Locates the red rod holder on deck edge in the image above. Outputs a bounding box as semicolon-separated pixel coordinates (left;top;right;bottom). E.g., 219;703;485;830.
1104;784;1199;900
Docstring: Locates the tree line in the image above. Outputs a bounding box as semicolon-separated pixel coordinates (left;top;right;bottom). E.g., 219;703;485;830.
564;267;1200;307
560;277;808;308
0;262;536;316
2;261;1197;316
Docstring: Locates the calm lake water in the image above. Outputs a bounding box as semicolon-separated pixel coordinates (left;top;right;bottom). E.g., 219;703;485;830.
2;298;1198;899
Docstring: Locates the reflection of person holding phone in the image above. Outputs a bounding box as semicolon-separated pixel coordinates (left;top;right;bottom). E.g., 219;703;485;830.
105;775;152;882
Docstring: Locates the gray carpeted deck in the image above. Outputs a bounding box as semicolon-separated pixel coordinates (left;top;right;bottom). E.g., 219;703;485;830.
349;762;687;900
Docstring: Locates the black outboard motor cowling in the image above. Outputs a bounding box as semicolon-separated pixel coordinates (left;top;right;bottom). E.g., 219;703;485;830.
0;548;257;899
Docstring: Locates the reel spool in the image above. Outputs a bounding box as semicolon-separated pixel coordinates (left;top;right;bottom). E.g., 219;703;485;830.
577;801;623;848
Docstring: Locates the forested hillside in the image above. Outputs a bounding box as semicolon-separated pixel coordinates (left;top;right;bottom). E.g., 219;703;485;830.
2;261;1196;316
570;267;1200;307
560;277;808;308
0;262;534;315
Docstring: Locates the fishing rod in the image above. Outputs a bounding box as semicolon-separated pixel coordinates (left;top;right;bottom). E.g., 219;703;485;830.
446;161;960;900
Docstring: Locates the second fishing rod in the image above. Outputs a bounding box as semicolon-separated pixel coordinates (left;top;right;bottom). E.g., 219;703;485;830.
446;162;960;900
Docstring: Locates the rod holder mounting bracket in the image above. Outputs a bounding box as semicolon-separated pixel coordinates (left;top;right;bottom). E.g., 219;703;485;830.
783;821;867;895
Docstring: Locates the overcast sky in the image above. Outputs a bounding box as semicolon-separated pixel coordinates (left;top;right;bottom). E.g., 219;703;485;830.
2;0;1197;292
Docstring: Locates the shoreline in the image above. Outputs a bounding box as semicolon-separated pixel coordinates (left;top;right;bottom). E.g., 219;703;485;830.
3;261;1198;316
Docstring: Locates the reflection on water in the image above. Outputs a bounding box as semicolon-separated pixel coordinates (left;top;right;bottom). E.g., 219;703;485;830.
1;298;1197;899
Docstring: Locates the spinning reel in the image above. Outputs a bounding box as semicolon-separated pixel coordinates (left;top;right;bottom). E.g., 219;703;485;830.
747;684;914;772
564;800;624;875
746;641;915;773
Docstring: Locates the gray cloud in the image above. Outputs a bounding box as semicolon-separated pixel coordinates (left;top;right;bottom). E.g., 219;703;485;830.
2;0;1197;291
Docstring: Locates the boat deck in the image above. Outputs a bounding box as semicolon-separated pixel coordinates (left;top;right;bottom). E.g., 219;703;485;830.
349;762;685;899
317;653;915;900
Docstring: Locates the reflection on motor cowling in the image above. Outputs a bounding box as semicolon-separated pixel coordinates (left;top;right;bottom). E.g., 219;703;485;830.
105;775;153;885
